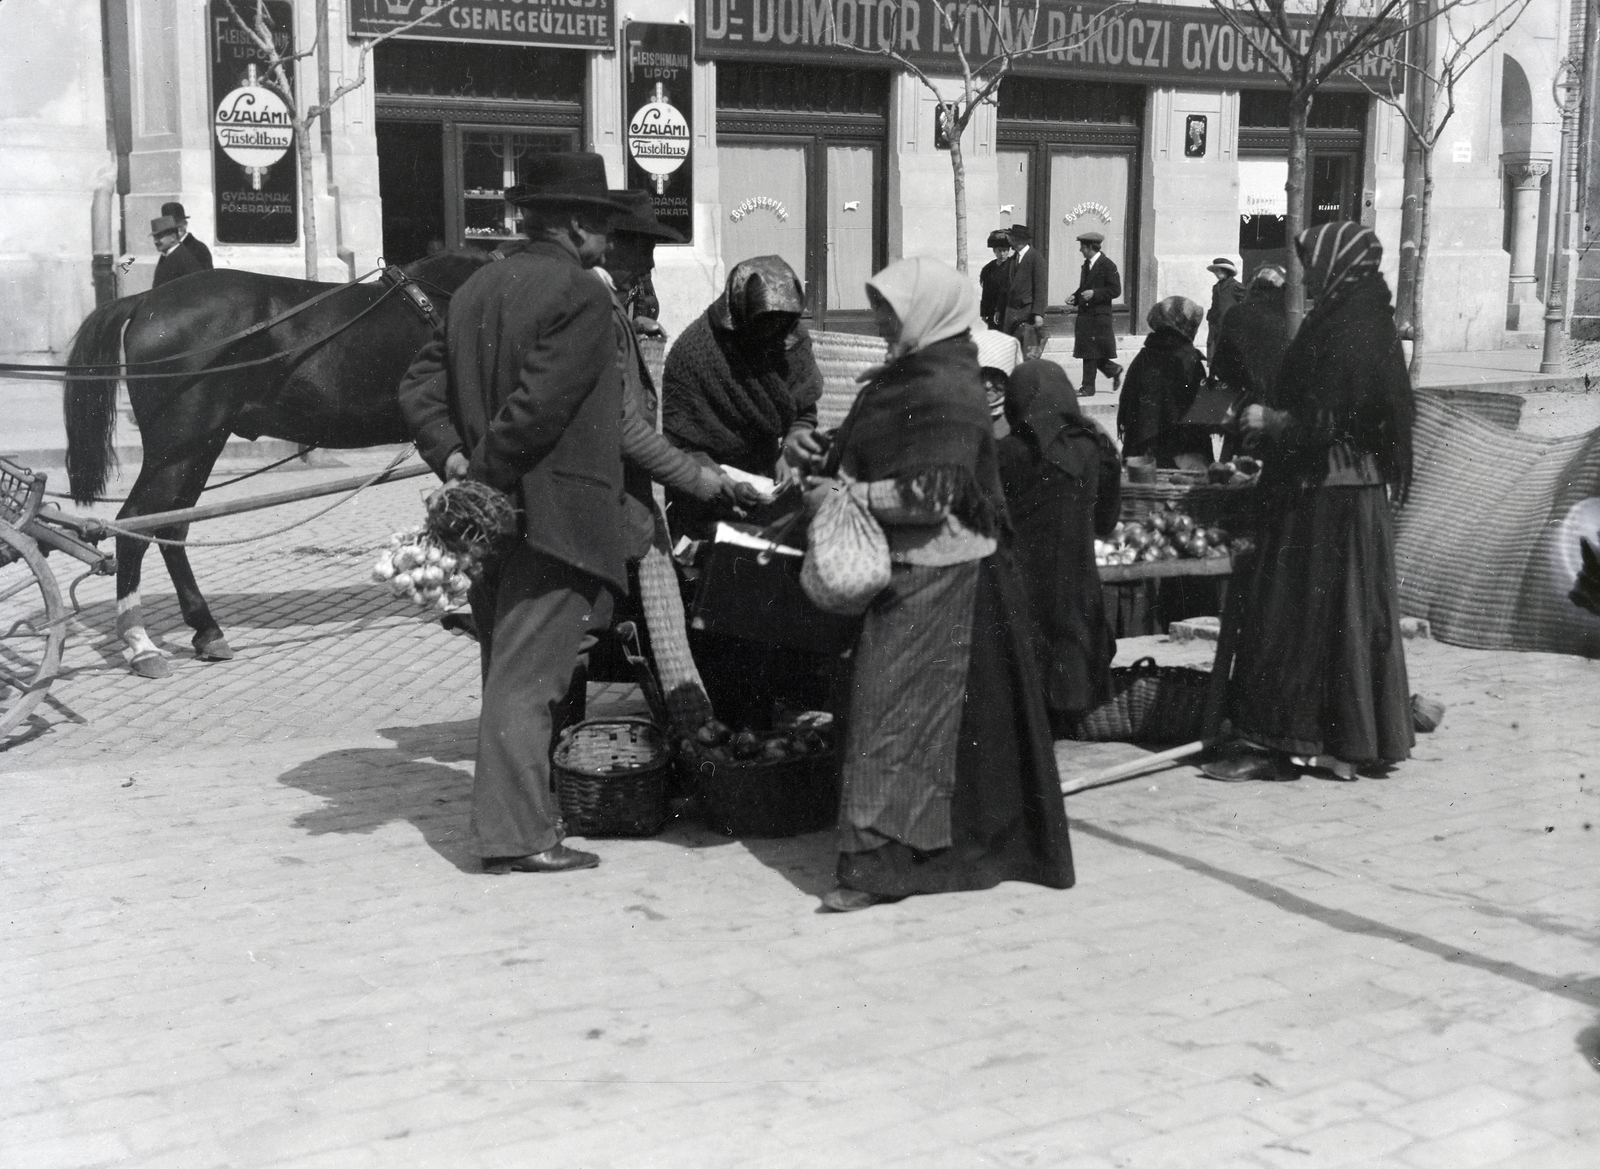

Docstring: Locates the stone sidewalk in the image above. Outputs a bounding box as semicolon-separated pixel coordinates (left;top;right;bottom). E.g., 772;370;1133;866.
2;448;1597;1167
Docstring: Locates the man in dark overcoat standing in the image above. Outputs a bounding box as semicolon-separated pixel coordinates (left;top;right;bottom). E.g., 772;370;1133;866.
1000;223;1049;358
1204;256;1245;363
1070;230;1122;398
398;154;632;875
162;202;214;272
150;216;206;288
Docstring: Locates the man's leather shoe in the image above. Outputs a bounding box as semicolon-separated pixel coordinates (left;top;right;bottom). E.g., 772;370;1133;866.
1110;363;1124;394
820;886;903;912
483;844;600;874
1077;387;1097;398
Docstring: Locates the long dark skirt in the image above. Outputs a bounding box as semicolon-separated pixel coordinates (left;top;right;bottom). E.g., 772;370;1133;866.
1222;485;1413;765
837;549;1076;897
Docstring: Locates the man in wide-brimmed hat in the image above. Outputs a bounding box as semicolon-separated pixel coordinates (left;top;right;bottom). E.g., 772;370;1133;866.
399;152;634;876
1204;255;1245;362
979;228;1013;330
1000;223;1049;357
161;202;213;272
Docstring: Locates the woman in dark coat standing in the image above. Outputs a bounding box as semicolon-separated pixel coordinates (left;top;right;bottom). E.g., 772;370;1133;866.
1117;296;1213;469
1207;223;1414;782
1211;265;1291;463
815;258;1074;912
998;360;1122;727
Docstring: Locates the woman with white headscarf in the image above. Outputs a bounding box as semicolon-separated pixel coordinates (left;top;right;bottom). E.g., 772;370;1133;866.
807;257;1075;912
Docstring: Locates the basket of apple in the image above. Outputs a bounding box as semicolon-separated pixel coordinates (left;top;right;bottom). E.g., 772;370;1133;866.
682;711;840;837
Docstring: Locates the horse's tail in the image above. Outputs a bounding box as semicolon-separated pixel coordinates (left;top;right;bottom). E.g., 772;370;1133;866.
63;294;142;505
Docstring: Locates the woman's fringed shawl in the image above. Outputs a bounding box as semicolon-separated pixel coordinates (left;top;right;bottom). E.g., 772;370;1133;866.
830;334;1006;538
1006;359;1112;483
1266;224;1414;499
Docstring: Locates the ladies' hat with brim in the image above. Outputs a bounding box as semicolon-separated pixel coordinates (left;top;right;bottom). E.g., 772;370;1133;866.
607;189;685;242
986;229;1012;250
1206;257;1238;277
504;153;632;215
150;215;180;237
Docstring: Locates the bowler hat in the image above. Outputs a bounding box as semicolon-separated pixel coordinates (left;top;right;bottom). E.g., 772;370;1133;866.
986;229;1011;249
1076;230;1105;245
504;153;631;215
161;202;188;222
1206;256;1238;277
150;215;180;236
1007;224;1032;243
608;189;685;243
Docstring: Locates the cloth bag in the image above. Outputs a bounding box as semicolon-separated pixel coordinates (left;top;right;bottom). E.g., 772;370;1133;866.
800;477;890;616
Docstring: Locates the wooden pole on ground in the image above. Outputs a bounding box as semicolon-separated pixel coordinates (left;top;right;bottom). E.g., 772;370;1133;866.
1060;739;1209;796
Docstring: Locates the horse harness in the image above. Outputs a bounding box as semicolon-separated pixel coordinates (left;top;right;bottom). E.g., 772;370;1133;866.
381;265;444;330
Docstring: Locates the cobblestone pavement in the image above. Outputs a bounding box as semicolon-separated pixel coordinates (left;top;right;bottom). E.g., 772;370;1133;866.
2;451;1598;1168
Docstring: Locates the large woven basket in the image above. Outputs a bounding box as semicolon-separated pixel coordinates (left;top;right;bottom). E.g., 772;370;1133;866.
689;747;840;838
1071;657;1212;744
553;717;671;837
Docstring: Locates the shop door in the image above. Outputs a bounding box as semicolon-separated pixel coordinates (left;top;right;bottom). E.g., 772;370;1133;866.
825;144;878;311
1046;150;1132;311
996;150;1030;230
1310;152;1359;225
1236;150;1360;276
720;142;810;301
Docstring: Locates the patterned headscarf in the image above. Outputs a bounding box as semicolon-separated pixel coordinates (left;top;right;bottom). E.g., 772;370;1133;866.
1145;295;1203;341
1296;222;1383;306
974;327;1022;375
708;255;806;333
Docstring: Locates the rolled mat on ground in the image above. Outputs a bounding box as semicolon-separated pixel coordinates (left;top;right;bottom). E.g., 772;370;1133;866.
1396;395;1600;656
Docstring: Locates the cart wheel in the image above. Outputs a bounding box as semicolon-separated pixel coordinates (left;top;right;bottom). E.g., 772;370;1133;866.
0;521;66;743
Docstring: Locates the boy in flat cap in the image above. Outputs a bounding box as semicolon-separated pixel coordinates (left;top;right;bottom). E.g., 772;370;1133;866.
1070;230;1122;398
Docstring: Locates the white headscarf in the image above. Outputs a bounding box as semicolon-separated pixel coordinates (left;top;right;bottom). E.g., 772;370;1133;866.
866;257;979;359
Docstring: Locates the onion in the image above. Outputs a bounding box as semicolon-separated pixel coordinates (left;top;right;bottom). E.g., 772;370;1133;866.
371;556;396;582
424;545;443;565
437;552;457;573
421;564;446;585
389;573;413;597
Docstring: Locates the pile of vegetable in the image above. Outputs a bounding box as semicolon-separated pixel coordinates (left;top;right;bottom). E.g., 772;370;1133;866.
683;711;835;768
1095;503;1233;567
372;530;480;612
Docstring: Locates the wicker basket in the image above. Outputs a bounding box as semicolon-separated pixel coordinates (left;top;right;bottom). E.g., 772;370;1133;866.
1119;478;1259;536
1070;657;1213;744
552;717;671;837
690;747;840;838
0;456;45;529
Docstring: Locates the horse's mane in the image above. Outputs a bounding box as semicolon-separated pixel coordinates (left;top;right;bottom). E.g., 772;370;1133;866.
401;247;496;293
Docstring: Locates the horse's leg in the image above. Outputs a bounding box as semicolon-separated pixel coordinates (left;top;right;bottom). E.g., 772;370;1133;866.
114;430;229;675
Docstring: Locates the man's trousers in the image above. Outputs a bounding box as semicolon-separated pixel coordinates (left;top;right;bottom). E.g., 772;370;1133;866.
468;543;614;859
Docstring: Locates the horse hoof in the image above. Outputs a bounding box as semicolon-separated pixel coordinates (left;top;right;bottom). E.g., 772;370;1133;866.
194;633;234;661
129;651;171;679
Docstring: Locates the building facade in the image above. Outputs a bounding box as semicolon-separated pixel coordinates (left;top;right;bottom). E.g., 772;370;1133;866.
0;0;1585;361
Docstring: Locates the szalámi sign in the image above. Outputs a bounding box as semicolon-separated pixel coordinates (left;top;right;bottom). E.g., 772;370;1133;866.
624;23;694;243
209;0;298;245
696;0;1405;92
350;0;614;48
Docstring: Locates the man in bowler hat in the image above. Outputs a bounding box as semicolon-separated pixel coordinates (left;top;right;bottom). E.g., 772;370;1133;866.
979;228;1013;329
398;153;632;875
1071;230;1122;398
1204;256;1245;363
150;215;207;288
162;202;213;272
1000;224;1049;357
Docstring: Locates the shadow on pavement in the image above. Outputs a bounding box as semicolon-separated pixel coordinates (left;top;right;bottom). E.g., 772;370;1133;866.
277;719;479;873
740;832;837;898
1577;1019;1600;1076
72;584;408;637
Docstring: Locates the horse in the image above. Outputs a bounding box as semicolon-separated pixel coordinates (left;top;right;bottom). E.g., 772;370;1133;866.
62;248;493;677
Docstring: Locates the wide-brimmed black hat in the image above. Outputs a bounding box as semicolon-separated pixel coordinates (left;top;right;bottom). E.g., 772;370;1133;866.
504;153;631;215
608;189;685;242
161;202;188;222
986;229;1011;249
1007;224;1032;243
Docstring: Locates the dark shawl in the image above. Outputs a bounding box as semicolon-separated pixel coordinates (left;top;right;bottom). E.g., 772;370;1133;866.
830;333;1004;537
998;360;1120;715
1263;268;1414;498
661;257;823;475
1211;284;1290;403
1117;329;1212;466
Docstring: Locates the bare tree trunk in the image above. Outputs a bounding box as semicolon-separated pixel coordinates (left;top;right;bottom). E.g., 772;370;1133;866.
1409;145;1435;378
298;116;318;280
948;109;969;274
1394;0;1430;338
1285;92;1310;328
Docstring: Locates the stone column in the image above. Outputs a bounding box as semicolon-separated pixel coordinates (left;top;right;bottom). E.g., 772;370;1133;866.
1504;158;1549;332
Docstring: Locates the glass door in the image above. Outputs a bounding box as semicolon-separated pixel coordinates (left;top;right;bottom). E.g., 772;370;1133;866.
454;126;578;251
826;144;877;311
720;141;810;300
1046;150;1131;309
996;149;1031;230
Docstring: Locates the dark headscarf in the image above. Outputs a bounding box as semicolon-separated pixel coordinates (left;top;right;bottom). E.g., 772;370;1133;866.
708;255;806;332
1297;222;1384;311
1005;360;1106;483
1146;296;1203;341
660;255;823;474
